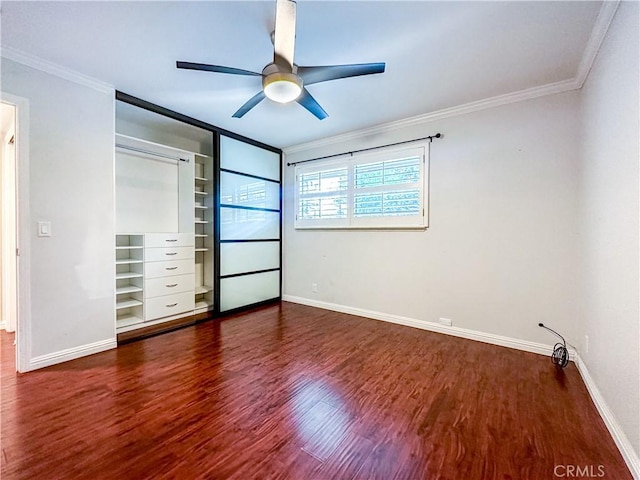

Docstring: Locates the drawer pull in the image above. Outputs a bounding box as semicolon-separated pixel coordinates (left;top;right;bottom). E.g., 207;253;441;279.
166;283;178;288
166;303;178;307
165;266;178;271
165;252;178;256
165;239;177;242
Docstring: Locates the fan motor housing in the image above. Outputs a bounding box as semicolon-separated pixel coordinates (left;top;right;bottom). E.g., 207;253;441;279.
262;63;303;103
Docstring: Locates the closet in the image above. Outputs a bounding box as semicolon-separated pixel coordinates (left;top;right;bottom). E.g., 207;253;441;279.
114;94;281;338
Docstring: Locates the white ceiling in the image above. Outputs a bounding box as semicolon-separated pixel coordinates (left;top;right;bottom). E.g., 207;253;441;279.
1;1;602;149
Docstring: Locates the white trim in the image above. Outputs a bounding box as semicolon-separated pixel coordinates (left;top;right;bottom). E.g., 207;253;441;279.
116;133;204;158
294;143;428;230
283;295;639;477
282;295;576;360
574;1;621;88
575;353;640;479
284;1;619;154
0;321;5;331
1;121;17;335
1;46;114;94
116;310;196;334
284;78;579;153
1;92;31;373
28;339;117;371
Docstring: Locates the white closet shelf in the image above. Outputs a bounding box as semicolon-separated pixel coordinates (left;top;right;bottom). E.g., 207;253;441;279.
116;315;144;328
194;191;207;196
116;285;143;295
116;133;203;158
116;272;144;280
195;286;213;295
195;248;208;252
195;234;208;238
194;220;208;224
195;300;212;310
194;176;209;183
116;298;143;310
116;259;143;265
195;205;208;209
116;245;143;250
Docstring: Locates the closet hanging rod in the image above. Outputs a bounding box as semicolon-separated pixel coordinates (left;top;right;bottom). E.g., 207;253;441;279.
286;133;442;167
115;143;190;163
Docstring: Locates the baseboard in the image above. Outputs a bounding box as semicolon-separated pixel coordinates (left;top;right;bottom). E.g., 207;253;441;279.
575;354;640;479
283;295;636;478
28;338;117;371
282;295;574;360
0;321;5;331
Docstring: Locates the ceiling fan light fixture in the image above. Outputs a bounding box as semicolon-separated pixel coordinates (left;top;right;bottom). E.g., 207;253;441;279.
263;72;302;103
177;0;385;119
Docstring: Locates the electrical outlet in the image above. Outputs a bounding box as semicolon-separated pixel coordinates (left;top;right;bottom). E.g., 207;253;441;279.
438;317;452;327
584;335;589;354
311;283;318;293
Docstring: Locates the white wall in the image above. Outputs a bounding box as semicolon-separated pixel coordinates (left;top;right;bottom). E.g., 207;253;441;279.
1;58;116;366
284;90;582;347
578;1;639;456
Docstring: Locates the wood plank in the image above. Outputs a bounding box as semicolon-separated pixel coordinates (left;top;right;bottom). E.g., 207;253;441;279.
0;302;633;479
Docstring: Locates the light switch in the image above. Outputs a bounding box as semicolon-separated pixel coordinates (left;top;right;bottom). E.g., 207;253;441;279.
37;221;51;237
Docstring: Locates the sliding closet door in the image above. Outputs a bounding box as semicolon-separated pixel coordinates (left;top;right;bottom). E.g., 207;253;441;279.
217;135;281;313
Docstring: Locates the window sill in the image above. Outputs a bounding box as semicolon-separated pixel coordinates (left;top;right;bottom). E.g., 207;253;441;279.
294;225;428;231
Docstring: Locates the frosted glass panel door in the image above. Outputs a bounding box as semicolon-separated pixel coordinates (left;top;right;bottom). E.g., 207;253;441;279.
218;135;281;313
220;136;280;181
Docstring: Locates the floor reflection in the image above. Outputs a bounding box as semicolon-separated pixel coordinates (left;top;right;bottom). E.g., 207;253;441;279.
289;377;350;460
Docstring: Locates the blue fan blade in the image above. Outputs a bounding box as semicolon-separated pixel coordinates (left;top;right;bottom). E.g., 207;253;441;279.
296;88;328;120
233;91;266;118
298;63;385;86
177;61;261;77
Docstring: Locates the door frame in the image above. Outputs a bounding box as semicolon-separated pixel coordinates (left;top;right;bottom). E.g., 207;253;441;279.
1;92;31;373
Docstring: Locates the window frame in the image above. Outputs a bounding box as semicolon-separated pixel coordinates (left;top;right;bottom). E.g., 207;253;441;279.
294;142;429;230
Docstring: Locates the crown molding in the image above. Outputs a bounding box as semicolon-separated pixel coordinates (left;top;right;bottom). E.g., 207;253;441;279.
284;77;579;154
284;1;620;155
575;0;621;89
1;46;114;95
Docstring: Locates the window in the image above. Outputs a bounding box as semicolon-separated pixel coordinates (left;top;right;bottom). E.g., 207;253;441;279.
295;143;428;229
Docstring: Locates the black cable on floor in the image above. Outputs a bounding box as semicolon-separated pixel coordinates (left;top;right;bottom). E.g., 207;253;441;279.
539;323;569;368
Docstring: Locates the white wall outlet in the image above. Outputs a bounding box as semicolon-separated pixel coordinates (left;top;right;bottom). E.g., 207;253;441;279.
438;317;452;327
311;283;318;293
37;221;51;237
584;335;589;354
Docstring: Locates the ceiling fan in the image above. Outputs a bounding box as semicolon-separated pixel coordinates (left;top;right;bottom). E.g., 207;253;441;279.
176;0;385;120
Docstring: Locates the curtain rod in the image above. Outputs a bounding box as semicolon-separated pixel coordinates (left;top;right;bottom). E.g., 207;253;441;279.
286;133;441;167
116;143;190;163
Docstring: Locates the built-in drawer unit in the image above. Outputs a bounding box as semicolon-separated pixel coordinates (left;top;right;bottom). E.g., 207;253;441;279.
145;233;194;248
145;274;195;298
145;259;195;279
145;291;195;321
143;232;196;323
144;246;193;263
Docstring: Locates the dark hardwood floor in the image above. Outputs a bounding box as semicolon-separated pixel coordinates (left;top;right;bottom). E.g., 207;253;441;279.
0;302;632;479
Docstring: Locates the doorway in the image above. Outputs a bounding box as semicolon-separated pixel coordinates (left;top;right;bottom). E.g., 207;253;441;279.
1;102;17;365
